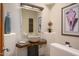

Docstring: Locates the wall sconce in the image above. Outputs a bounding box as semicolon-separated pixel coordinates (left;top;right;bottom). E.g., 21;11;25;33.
48;21;53;33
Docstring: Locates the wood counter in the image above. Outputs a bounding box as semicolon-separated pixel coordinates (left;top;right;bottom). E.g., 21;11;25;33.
16;39;47;48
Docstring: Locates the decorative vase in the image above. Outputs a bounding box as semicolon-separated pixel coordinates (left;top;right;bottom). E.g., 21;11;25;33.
4;12;11;34
48;28;52;33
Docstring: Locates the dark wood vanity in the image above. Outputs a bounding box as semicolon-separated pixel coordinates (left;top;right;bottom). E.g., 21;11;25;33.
16;39;47;48
16;39;47;56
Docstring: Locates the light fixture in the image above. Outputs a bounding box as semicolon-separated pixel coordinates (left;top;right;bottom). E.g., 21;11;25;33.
20;3;44;12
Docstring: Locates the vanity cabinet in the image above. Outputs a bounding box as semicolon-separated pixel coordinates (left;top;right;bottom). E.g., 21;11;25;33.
16;39;47;56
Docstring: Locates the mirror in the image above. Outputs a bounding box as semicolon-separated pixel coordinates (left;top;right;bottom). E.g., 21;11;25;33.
21;4;43;37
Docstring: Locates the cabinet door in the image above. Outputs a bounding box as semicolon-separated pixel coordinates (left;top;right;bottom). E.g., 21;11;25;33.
27;45;38;56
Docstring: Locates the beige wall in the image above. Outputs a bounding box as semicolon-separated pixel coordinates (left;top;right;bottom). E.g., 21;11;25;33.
49;3;79;49
22;9;39;36
40;3;79;55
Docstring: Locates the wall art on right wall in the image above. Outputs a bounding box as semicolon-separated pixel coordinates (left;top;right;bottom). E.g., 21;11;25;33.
61;3;79;37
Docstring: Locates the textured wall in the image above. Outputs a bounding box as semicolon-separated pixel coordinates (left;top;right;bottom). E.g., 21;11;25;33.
49;3;79;49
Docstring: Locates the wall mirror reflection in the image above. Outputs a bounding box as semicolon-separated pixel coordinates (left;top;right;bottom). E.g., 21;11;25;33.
21;3;43;38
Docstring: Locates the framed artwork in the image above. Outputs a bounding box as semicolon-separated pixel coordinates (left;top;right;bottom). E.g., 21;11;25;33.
61;3;79;37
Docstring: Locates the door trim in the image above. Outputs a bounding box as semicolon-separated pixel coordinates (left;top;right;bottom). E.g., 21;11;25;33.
0;3;4;56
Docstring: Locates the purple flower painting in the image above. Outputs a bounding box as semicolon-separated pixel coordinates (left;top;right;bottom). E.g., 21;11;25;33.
66;9;78;31
62;3;79;36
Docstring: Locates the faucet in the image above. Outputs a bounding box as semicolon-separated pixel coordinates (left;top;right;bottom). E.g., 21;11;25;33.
65;41;72;47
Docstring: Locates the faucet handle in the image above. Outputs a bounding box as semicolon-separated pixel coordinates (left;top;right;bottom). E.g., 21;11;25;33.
65;41;70;45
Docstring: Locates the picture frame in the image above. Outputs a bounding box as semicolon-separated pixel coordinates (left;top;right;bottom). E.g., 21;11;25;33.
61;3;79;37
